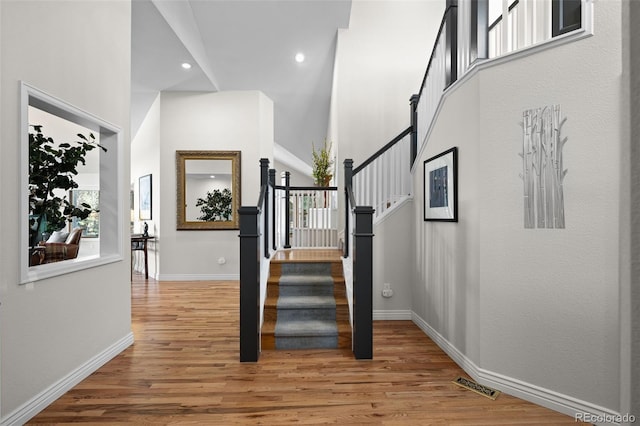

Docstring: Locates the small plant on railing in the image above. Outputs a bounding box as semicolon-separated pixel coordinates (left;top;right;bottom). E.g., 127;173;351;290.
196;188;232;221
312;139;333;187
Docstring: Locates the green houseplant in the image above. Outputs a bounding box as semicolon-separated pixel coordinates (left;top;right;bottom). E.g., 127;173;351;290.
196;188;233;221
29;125;106;247
312;140;333;186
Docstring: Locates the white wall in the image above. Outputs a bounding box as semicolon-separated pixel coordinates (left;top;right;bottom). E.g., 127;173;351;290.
335;0;445;167
0;0;132;422
131;93;161;277
623;0;640;418
412;0;623;416
333;0;445;313
413;75;482;361
372;199;414;318
157;91;273;280
274;160;314;187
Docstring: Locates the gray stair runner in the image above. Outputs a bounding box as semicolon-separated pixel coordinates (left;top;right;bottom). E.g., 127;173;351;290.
275;262;338;350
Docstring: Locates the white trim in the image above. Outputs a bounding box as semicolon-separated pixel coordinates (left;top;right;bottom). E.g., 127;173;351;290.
20;81;124;284
274;143;313;177
24;254;122;283
0;332;134;426
412;24;594;172
373;310;412;320
411;312;622;425
372;196;413;226
156;274;239;281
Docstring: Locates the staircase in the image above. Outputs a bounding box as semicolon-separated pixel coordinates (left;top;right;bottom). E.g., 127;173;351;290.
262;250;351;350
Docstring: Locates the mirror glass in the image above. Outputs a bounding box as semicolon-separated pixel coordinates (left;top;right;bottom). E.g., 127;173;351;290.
176;151;241;230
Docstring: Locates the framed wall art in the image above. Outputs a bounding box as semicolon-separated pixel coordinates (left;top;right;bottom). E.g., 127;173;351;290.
139;174;152;220
424;147;458;222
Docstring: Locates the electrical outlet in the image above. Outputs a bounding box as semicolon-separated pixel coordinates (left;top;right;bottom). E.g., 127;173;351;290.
382;283;393;298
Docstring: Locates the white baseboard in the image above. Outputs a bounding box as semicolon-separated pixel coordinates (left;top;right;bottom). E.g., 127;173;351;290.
411;312;622;426
373;310;412;320
1;332;134;426
156;274;239;281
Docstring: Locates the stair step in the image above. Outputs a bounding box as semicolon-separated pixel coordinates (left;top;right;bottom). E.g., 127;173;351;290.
276;335;338;350
275;319;337;337
278;274;334;285
278;310;335;322
261;250;352;352
278;284;334;297
280;262;332;275
277;295;336;309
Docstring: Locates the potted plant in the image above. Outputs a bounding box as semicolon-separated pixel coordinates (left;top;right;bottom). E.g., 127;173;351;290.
312;139;333;187
29;125;106;248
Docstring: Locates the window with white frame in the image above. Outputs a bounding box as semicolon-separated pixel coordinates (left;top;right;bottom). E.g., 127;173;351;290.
21;82;123;284
488;0;583;57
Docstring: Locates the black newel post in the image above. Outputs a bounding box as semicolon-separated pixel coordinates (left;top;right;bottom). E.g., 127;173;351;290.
445;0;458;88
353;205;374;360
284;171;291;249
239;206;260;362
343;159;354;258
260;159;270;258
269;168;276;251
410;94;419;167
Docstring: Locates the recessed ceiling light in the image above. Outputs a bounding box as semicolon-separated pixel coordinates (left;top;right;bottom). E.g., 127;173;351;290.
295;53;305;63
181;62;192;70
209;175;216;179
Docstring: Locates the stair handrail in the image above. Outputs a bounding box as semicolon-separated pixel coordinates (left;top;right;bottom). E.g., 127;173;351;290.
353;126;413;175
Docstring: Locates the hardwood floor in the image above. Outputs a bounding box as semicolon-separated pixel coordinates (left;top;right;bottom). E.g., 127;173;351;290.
29;271;579;424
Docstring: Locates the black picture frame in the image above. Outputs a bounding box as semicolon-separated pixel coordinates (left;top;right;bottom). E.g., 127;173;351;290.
139;174;152;220
423;147;458;222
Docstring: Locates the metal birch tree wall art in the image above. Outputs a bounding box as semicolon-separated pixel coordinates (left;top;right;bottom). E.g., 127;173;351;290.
519;105;568;229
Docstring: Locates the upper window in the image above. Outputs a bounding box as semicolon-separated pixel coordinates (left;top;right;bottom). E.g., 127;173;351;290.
21;82;123;284
488;0;584;58
552;0;582;37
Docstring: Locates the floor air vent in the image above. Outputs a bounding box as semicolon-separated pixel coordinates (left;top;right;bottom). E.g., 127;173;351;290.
452;376;501;400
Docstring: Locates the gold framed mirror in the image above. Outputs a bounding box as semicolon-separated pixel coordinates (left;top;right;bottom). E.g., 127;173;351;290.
176;150;241;230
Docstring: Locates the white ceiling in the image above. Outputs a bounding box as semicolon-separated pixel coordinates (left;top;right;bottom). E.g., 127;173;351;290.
131;0;352;165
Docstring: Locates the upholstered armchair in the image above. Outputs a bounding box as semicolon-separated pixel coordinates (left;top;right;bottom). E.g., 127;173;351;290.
37;227;83;264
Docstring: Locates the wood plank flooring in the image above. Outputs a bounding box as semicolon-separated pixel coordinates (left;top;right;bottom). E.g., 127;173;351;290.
29;271;579;424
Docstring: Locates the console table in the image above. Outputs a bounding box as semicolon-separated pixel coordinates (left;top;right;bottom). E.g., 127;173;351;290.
131;234;154;279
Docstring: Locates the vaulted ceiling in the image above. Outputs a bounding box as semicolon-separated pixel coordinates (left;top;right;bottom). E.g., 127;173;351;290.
131;0;352;165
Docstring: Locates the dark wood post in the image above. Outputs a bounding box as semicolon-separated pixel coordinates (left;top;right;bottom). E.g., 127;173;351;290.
410;94;419;166
343;159;354;258
284;171;291;249
353;205;374;360
239;206;260;362
269;168;276;251
260;159;270;258
445;0;458;88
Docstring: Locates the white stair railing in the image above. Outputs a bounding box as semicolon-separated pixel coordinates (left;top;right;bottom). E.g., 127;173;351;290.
275;172;339;249
290;188;338;248
353;127;413;222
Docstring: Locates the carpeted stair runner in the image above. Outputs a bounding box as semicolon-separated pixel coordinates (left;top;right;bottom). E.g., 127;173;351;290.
274;262;338;350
